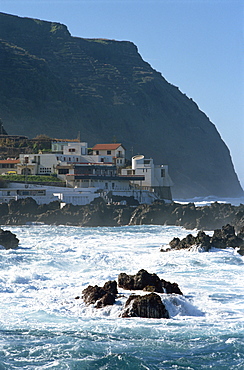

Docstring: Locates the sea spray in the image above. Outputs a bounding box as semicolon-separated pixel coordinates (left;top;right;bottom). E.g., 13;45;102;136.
0;224;243;369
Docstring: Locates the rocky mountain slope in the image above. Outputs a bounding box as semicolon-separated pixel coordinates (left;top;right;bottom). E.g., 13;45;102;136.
0;12;242;198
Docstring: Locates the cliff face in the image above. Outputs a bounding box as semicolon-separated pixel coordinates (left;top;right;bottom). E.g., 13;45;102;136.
0;12;243;198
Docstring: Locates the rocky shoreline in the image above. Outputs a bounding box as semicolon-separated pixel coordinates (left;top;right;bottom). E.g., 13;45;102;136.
0;197;243;232
166;223;244;256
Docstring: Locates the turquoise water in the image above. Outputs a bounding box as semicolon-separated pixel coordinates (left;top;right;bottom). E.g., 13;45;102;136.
0;224;243;369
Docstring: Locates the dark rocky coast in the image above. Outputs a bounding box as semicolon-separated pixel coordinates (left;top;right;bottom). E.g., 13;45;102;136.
166;223;244;256
0;197;243;232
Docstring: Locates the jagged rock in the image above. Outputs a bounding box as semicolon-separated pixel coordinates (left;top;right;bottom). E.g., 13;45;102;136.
8;197;39;215
82;280;117;307
161;280;183;295
121;293;169;318
168;224;244;255
95;292;116;308
195;231;211;251
168;237;181;250
82;285;105;305
237;226;244;239
103;280;118;295
118;269;163;292
0;202;8;218
118;269;183;295
211;224;243;249
0;228;19;249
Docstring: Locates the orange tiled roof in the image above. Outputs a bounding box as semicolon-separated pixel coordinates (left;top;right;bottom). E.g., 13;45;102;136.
0;159;20;164
92;143;124;150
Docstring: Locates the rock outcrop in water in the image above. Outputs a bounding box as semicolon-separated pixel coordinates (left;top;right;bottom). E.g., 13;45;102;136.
118;269;183;295
82;280;118;308
0;228;19;249
167;224;244;255
121;293;170;319
80;270;182;318
0;12;243;198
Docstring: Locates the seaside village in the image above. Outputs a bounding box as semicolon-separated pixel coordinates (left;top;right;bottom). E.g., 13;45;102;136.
0;138;173;207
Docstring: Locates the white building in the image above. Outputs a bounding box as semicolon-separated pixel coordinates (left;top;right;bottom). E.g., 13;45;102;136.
12;143;173;206
17;142;115;176
17;153;59;175
0;182;100;206
51;140;87;155
121;155;173;200
63;142;88;156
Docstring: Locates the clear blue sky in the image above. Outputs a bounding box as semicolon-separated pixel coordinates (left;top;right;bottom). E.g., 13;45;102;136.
1;0;243;189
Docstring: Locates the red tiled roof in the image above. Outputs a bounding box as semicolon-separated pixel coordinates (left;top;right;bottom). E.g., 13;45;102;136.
0;159;20;164
92;143;124;150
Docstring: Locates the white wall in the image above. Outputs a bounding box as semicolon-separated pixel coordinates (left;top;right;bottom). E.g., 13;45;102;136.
18;153;59;175
63;142;88;156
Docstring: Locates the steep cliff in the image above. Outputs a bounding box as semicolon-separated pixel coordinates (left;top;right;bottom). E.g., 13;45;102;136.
0;12;242;198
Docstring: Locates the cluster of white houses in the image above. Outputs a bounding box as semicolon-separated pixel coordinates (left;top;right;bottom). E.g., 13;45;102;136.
0;141;173;206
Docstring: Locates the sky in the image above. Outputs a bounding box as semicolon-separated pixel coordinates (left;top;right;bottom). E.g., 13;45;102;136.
0;0;243;189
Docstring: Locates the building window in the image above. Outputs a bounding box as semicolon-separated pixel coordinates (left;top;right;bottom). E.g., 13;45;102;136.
96;150;99;155
39;167;52;174
112;183;115;189
107;150;111;155
58;168;69;174
161;169;165;177
144;160;150;165
69;148;75;152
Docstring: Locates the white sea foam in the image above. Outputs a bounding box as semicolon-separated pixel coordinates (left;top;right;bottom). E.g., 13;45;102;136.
174;195;244;206
0;224;243;369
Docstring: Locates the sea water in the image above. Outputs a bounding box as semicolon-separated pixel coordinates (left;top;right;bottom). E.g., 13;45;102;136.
0;223;243;369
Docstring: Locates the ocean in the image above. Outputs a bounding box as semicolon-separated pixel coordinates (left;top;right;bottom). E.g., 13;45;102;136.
0;200;244;369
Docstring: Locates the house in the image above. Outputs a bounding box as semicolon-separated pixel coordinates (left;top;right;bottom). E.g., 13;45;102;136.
17;153;59;175
0;159;20;175
92;143;126;167
52;141;88;155
121;155;173;200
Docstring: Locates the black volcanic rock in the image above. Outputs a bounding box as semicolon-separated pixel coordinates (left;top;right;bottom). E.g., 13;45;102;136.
121;293;170;319
118;269;183;295
82;280;118;308
168;224;244;255
0;12;243;198
0;228;19;249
